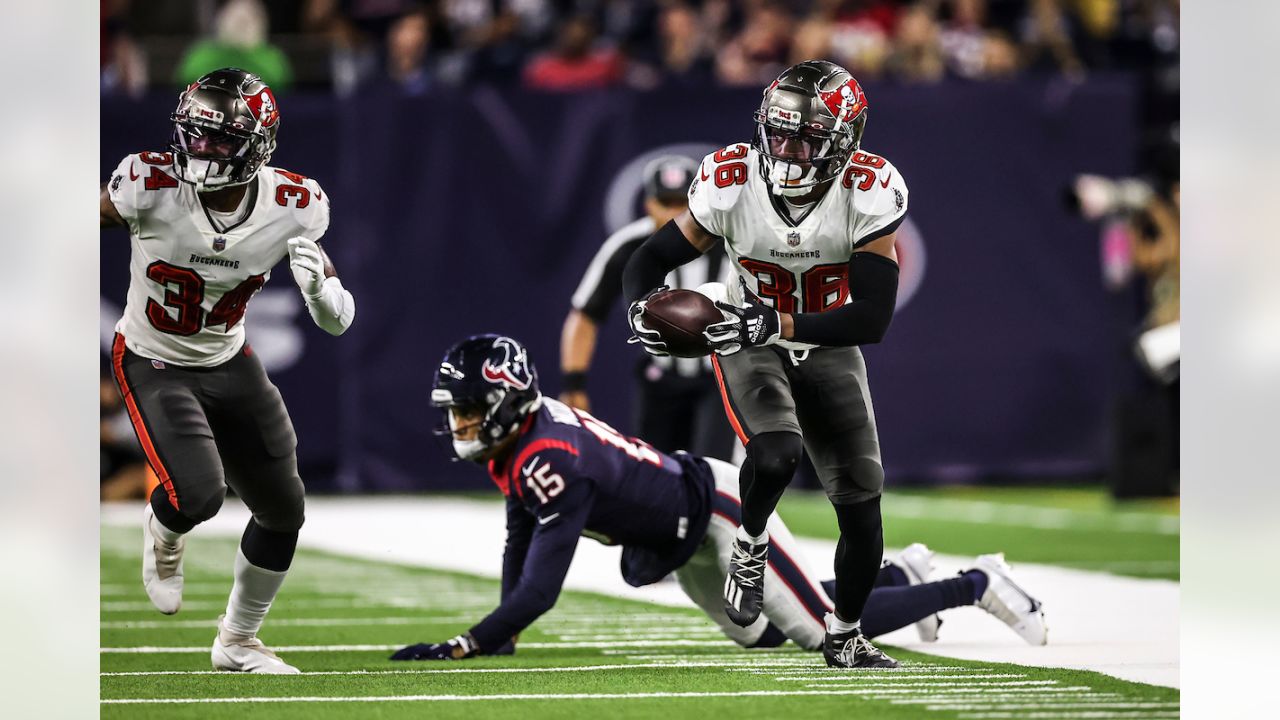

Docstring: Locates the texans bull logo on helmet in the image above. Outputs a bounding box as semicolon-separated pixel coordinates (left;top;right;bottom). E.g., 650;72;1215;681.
481;337;534;391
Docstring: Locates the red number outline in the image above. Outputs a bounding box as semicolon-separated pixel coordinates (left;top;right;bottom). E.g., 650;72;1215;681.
207;274;267;331
275;185;311;209
139;151;174;165
713;145;748;162
740;259;853;314
801;263;850;312
738;258;798;313
145;261;205;336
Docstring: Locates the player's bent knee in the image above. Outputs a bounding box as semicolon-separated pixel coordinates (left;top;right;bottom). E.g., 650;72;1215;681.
252;494;305;534
747;431;804;483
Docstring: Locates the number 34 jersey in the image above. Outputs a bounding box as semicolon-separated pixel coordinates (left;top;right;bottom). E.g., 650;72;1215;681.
107;152;329;367
687;143;908;351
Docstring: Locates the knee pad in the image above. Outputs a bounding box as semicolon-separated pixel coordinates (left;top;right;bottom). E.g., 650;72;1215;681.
746;431;804;484
251;487;306;534
151;481;225;532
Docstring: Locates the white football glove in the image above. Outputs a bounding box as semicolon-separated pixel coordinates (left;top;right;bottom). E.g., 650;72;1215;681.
626;286;670;357
286;236;356;336
287;236;326;299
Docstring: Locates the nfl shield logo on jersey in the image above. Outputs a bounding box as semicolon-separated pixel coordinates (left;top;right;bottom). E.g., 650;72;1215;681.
786;231;801;247
212;236;227;251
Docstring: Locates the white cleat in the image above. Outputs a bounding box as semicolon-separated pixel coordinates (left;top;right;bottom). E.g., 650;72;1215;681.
972;553;1048;646
212;616;300;674
887;542;941;642
142;503;185;615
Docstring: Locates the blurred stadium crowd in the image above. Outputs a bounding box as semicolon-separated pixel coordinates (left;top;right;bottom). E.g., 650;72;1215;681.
102;0;1179;96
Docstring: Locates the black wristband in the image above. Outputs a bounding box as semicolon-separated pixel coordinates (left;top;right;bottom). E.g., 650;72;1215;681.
562;371;588;392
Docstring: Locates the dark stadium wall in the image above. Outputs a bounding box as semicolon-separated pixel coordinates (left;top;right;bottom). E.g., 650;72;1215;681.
100;77;1140;492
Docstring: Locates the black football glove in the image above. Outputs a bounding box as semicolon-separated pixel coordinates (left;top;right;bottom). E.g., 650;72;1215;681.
705;279;781;356
389;633;479;661
626;285;670;357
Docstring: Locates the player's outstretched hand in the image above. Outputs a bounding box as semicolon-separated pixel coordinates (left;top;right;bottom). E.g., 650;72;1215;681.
287;236;325;299
706;279;781;355
389;633;479;661
389;642;445;661
626;286;671;357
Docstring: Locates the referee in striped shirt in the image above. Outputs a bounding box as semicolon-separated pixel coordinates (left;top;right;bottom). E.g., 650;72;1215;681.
560;155;735;461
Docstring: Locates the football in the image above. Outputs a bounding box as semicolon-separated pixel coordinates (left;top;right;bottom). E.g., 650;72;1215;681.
643;288;725;358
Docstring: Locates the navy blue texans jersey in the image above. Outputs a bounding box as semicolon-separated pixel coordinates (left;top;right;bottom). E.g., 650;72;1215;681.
467;398;715;651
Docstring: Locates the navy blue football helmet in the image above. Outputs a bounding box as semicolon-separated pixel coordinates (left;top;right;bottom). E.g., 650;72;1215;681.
431;335;541;461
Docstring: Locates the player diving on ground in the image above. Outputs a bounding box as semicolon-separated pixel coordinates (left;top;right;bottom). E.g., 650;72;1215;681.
390;335;1046;661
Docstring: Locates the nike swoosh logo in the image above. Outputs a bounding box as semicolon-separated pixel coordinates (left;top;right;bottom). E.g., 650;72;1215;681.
700;163;709;182
129;162;139;181
538;513;560;525
878;171;893;189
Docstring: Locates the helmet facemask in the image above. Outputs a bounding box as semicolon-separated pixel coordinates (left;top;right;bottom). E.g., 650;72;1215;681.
753;107;864;198
170;120;262;192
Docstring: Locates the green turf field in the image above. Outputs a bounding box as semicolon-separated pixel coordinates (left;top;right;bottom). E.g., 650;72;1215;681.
101;523;1179;718
779;487;1180;580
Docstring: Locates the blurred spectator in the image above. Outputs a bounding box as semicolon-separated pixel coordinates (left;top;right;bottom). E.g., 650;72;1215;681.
643;2;715;87
811;0;897;78
100;374;149;502
104;0;1183;93
386;10;434;93
101;0;148;97
524;14;625;91
885;3;945;83
715;1;793;87
938;0;991;79
1017;0;1085;78
175;0;294;90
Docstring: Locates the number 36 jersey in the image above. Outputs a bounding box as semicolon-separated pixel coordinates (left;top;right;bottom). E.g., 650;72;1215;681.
687;143;908;351
108;152;329;367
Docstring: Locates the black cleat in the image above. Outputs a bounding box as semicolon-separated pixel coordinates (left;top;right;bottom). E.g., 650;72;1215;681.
823;627;901;668
723;537;768;627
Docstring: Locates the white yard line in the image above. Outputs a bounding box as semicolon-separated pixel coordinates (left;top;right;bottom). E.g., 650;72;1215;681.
101;639;739;653
98;688;1088;705
101;497;1180;688
101;660;812;677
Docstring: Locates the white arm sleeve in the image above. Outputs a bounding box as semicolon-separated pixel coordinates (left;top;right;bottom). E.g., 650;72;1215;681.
304;276;355;335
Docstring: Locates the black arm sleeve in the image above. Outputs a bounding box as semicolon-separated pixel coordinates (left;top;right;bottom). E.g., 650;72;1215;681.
468;480;594;651
500;498;535;602
790;252;900;347
621;219;704;303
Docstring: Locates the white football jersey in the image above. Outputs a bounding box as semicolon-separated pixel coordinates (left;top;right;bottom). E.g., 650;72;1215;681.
107;152;329;366
687;143;908;350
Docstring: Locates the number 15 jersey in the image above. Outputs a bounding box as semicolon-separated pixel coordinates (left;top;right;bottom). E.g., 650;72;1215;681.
107;152;329;367
687;144;908;351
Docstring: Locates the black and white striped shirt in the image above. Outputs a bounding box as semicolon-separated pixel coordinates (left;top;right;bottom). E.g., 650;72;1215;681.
572;217;730;378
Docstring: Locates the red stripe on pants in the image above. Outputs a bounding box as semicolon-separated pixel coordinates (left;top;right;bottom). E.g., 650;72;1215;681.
111;334;179;510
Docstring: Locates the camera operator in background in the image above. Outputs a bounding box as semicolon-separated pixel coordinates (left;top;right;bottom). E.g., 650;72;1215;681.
1069;173;1179;498
561;155;735;462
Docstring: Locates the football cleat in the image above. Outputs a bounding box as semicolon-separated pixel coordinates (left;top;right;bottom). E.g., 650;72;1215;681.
887;542;942;642
972;553;1048;646
723;537;768;627
142;503;185;615
823;620;901;668
211;615;300;674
